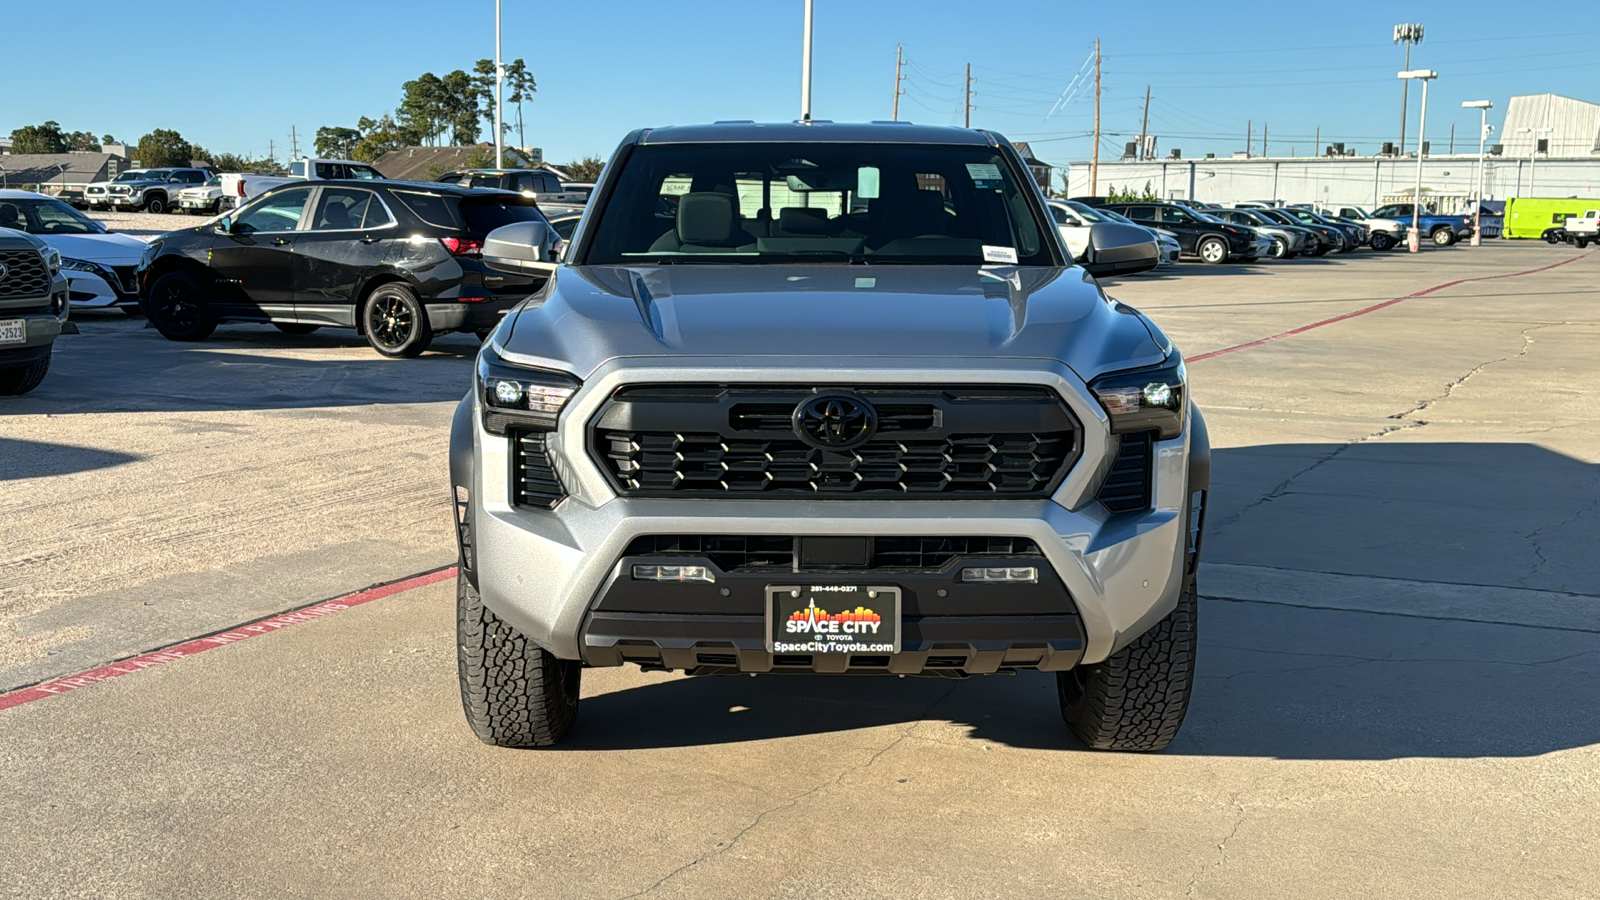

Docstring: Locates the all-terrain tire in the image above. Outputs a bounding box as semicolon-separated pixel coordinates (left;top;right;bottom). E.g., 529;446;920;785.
1058;585;1197;752
0;347;50;395
457;573;580;748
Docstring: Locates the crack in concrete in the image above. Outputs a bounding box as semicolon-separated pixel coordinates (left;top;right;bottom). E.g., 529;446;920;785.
1389;323;1564;422
1518;495;1600;588
1210;421;1419;532
1185;792;1248;897
614;681;960;900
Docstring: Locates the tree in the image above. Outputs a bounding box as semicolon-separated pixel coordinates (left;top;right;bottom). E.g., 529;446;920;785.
351;114;418;162
399;73;448;145
315;126;362;159
441;69;484;146
101;134;116;145
205;152;283;175
67;131;100;152
10;122;69;154
474;58;537;154
133;129;195;167
564;155;604;182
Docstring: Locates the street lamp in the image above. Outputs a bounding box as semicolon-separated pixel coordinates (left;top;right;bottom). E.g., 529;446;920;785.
1394;24;1425;154
1516;126;1552;197
1399;68;1437;253
1463;100;1492;247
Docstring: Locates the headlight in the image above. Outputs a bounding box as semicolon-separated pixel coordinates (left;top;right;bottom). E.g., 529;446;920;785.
477;344;580;435
43;248;62;275
60;256;100;275
1089;353;1187;440
139;241;160;269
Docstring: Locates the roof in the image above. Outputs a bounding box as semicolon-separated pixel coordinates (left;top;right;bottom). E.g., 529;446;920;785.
0;188;54;199
0;153;119;184
637;121;997;146
1011;141;1050;166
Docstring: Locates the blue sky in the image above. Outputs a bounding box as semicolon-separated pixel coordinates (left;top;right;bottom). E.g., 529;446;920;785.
12;1;1598;175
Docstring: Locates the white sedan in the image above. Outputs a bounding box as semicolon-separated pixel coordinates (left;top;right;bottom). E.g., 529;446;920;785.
0;189;148;310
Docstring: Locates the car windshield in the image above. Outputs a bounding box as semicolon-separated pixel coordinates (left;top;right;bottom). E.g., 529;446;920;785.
0;197;107;235
1093;207;1136;225
142;170;174;181
114;171;147;182
1060;200;1110;223
205;176;221;187
1193;210;1226;224
583;142;1051;266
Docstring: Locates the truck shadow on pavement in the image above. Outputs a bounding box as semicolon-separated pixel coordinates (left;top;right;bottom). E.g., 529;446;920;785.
561;440;1600;759
0;438;143;480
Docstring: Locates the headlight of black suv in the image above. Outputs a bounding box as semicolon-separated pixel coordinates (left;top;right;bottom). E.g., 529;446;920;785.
477;344;581;435
1089;353;1187;440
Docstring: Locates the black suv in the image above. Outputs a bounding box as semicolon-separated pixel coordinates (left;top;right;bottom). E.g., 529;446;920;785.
1096;200;1261;264
138;180;555;357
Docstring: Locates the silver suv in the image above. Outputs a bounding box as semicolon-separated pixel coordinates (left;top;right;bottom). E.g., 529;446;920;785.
0;229;70;394
450;122;1210;751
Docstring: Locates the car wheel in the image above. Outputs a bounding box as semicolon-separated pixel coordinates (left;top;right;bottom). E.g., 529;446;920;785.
273;322;321;335
145;195;167;214
1431;227;1455;247
457;571;580;748
1303;239;1327;258
146;271;217;341
0;348;51;396
1058;583;1196;752
1197;236;1228;264
1268;237;1288;259
1370;232;1395;251
363;284;433;358
1577;238;1591;249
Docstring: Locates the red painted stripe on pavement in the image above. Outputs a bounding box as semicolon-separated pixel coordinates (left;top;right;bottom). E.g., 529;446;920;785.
0;566;458;713
1188;251;1592;363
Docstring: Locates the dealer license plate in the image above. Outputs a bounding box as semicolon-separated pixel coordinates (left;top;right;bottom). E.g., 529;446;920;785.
0;319;25;345
767;584;900;654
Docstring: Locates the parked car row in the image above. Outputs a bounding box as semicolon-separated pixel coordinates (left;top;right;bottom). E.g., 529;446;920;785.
83;167;214;214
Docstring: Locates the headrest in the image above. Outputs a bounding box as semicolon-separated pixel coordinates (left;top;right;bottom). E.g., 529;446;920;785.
778;207;831;235
677;192;739;245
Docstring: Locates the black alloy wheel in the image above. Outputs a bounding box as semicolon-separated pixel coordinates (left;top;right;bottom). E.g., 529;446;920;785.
146;271;216;341
1304;239;1327;258
363;283;432;358
1370;232;1395;251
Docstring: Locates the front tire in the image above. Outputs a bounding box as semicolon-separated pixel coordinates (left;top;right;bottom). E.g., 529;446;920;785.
1197;236;1228;265
1058;585;1197;752
144;194;167;214
1431;227;1456;247
457;573;581;748
146;271;217;341
0;347;51;396
363;283;432;358
1370;232;1395;251
1268;237;1288;259
1303;239;1327;258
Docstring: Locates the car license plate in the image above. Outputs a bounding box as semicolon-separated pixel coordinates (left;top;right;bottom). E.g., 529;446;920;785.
0;319;24;345
767;584;900;654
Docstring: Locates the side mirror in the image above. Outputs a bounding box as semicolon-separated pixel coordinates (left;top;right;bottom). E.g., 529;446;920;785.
1082;222;1160;278
214;216;233;234
482;221;555;272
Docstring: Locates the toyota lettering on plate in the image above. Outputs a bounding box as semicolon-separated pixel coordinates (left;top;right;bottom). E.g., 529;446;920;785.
0;319;25;345
767;585;900;654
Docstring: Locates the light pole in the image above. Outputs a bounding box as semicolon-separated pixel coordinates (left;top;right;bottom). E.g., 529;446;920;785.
800;0;814;121
1399;68;1437;252
1394;24;1424;154
1517;126;1551;196
493;0;504;167
1463;100;1492;246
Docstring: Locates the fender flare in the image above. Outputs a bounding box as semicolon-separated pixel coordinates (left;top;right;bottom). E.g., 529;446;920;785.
449;392;478;587
1184;406;1211;587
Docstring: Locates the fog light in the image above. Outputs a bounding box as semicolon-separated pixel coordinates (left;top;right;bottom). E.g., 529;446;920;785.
632;565;715;583
961;567;1038;584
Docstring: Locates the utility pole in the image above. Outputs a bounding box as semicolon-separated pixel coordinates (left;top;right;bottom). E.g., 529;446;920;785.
1246;120;1252;157
1449;123;1455;155
493;0;503;167
1090;39;1101;195
800;0;814;121
964;63;973;128
268;139;275;163
289;126;298;159
1138;85;1150;160
892;44;904;121
1263;122;1269;157
1395;24;1425;155
1315;125;1320;155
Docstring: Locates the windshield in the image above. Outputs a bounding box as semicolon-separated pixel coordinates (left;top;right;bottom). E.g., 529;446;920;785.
583;142;1051;266
1060;200;1110;223
1093;207;1135;225
205;176;221;187
0;197;108;235
114;171;147;182
141;170;174;181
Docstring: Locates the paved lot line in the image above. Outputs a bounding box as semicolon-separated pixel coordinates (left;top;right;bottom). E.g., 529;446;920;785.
1188;250;1593;362
0;567;456;712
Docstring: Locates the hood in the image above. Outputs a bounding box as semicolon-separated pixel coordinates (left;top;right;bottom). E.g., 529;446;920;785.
501;264;1168;382
39;232;147;262
0;229;47;252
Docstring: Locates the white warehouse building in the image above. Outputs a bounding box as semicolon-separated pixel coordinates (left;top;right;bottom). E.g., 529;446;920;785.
1063;93;1600;212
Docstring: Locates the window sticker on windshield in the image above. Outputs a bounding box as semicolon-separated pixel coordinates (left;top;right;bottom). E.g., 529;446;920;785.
966;163;1004;190
857;166;880;200
982;245;1019;264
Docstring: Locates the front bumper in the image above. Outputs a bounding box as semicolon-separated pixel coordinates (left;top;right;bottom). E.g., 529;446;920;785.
0;277;71;353
462;361;1200;669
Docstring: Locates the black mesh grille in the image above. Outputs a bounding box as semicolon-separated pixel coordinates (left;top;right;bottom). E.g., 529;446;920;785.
623;535;1043;573
594;385;1079;498
0;250;51;299
111;265;140;295
513;430;564;508
1097;432;1154;513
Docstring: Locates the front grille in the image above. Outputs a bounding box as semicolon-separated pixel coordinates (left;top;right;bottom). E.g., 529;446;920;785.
623;535;1043;573
512;430;564;508
86;186;105;195
0;250;51;299
594;385;1079;498
111;265;139;295
1096;432;1154;513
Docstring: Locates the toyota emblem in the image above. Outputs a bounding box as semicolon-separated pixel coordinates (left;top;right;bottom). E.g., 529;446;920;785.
793;394;877;450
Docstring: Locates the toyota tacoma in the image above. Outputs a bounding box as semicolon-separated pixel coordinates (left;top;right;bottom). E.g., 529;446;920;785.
450;122;1210;751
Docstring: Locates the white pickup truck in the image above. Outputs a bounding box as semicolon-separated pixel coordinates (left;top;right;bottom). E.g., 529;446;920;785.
1561;210;1598;248
219;158;384;209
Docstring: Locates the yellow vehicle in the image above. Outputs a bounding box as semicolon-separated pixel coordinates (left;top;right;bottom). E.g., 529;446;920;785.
1503;197;1597;240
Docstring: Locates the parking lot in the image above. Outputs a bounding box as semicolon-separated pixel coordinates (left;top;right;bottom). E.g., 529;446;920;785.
3;241;1598;898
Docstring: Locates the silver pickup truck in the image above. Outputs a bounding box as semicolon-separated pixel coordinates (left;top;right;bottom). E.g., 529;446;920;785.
449;121;1209;752
0;230;70;395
